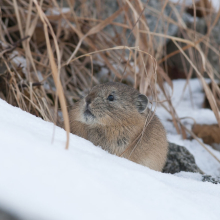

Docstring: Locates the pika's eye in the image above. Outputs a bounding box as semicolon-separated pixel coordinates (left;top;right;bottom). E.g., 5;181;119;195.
107;94;114;101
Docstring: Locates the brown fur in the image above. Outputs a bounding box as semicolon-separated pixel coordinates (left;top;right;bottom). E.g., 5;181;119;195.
70;82;168;171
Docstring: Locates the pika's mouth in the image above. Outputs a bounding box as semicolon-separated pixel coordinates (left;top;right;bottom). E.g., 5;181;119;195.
84;106;95;118
84;108;94;116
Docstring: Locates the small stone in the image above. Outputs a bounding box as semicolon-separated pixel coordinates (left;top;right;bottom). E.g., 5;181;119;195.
201;175;220;185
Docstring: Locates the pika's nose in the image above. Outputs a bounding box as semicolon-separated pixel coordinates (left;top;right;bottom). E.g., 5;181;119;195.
85;96;91;109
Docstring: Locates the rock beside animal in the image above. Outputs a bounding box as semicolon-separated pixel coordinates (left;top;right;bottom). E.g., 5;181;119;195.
163;142;203;174
70;82;168;172
164;142;220;184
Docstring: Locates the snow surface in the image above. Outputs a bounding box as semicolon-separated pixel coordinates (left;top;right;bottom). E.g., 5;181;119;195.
170;0;220;12
0;79;220;220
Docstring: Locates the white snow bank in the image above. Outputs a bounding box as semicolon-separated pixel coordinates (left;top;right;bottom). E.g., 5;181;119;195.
0;89;220;220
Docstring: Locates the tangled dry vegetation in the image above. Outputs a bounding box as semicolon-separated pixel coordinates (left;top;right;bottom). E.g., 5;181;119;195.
0;0;220;150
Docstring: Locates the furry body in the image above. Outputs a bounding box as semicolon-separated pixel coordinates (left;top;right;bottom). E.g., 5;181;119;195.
70;82;168;171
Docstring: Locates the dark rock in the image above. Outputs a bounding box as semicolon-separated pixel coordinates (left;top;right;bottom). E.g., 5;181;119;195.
163;142;203;174
0;208;21;220
194;16;220;76
202;175;220;185
164;142;220;184
74;0;190;47
165;36;200;79
166;13;220;79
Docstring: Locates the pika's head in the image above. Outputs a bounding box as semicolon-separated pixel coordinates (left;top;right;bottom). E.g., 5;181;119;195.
76;82;148;126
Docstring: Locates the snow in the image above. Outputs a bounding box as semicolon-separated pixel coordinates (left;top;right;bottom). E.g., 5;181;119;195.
10;51;28;76
0;79;220;220
170;0;200;5
211;0;220;10
157;78;217;132
170;0;220;12
45;7;71;16
45;7;73;29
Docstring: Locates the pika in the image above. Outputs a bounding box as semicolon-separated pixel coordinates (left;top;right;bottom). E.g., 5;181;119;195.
70;82;168;171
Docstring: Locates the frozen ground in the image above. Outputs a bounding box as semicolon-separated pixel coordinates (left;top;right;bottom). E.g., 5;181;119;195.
0;79;220;220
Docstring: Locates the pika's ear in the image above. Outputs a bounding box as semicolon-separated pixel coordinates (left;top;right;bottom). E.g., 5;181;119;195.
135;94;148;113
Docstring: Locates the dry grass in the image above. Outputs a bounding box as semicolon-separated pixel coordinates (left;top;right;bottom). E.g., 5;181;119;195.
0;0;220;156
